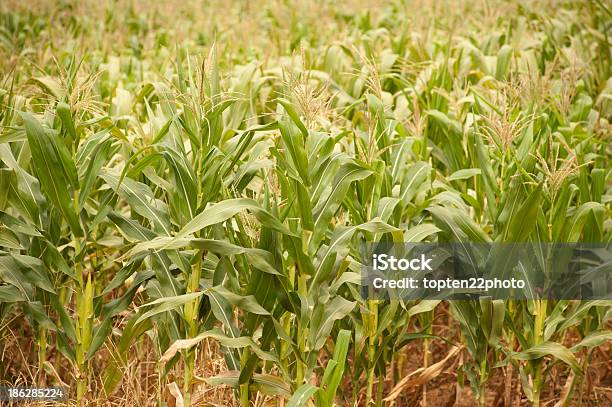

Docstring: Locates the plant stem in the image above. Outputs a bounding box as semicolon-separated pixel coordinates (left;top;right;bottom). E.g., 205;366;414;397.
532;299;547;407
422;310;433;407
366;300;378;406
183;249;203;407
366;365;375;406
38;327;46;386
240;347;251;406
295;272;307;386
479;358;487;407
74;236;92;405
376;363;384;406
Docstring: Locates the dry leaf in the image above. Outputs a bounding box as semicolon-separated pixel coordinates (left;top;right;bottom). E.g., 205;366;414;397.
384;346;461;402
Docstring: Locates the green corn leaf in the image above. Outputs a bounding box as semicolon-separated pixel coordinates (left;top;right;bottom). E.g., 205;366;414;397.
309;297;355;351
287;383;319;407
404;223;441;242
504;184;542;242
278;98;309;137
208;286;271;315
78;134;112;209
56;102;77;144
0;285;25;302
508;342;582;374
447;168;481;182
159;328;278;364
312;162;373;245
100;170;171;235
317;329;351;406
429;205;490;242
22;113;82;236
563;202;604;242
136;292;204;325
408;300;441;318
157;147;198;224
175;198;290;241
399;161;430;205
570;330;612;351
495;45;513;80
0;211;42;237
137;236;281;276
202;372;292;397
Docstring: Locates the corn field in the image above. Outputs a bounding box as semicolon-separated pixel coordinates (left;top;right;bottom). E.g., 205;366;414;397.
0;0;611;405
